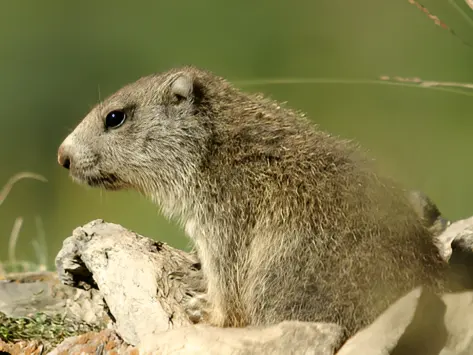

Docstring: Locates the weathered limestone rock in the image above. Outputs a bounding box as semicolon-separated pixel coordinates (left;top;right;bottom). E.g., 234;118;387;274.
337;287;447;355
55;219;199;347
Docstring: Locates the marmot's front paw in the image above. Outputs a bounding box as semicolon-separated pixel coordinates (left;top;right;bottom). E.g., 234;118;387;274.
185;293;210;324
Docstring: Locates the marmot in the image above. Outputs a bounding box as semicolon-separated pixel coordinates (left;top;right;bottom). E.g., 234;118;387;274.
57;66;448;334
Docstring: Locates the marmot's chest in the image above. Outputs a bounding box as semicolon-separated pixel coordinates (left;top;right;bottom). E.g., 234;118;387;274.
185;218;199;240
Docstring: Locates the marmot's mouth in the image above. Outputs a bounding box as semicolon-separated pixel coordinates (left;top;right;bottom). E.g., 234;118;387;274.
86;173;121;190
70;171;125;191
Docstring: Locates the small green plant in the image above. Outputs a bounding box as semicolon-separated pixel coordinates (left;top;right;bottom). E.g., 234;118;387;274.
0;311;101;352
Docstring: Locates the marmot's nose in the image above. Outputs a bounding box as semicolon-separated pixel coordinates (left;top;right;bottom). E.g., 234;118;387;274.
57;144;71;170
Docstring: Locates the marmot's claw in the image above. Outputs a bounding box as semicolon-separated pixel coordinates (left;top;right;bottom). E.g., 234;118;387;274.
185;293;210;324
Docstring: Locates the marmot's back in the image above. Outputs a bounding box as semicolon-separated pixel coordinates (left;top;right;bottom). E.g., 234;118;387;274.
198;84;447;332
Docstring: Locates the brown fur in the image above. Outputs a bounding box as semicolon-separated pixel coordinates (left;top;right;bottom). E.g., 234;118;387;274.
58;66;447;334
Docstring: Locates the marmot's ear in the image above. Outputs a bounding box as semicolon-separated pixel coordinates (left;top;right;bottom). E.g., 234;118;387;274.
170;74;194;101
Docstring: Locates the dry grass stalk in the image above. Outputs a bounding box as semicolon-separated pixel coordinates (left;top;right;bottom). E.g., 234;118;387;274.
0;172;47;208
1;172;48;272
7;217;23;265
408;0;473;49
379;75;473;89
408;0;450;29
467;0;473;11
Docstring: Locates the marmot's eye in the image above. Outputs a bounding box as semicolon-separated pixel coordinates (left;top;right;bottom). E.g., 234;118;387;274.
105;110;126;129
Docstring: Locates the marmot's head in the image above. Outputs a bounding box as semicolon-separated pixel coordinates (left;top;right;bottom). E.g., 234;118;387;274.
57;67;217;210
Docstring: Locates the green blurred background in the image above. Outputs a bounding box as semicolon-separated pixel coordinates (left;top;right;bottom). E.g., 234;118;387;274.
1;0;473;268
